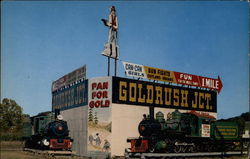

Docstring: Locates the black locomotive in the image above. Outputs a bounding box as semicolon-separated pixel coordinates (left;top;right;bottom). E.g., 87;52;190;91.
127;107;248;153
25;112;73;150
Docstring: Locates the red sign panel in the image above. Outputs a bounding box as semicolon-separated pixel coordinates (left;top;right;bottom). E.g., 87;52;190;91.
174;72;223;93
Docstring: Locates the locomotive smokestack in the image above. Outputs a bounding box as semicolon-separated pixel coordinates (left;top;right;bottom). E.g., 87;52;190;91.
149;106;154;121
54;109;60;119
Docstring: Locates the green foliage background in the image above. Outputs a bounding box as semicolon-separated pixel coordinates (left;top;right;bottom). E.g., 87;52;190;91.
0;98;26;140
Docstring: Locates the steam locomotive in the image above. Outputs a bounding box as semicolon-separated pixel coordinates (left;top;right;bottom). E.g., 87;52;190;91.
127;107;246;153
25;111;73;150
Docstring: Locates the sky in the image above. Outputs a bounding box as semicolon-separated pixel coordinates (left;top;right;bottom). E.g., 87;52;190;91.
2;1;249;119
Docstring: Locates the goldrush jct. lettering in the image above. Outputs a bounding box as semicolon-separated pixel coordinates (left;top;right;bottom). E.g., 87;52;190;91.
118;81;215;111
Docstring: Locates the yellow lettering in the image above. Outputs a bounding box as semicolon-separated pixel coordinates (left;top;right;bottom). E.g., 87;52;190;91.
192;92;198;108
181;90;188;107
164;88;172;105
129;83;137;102
205;93;212;110
199;92;204;109
146;85;154;104
119;81;127;101
173;89;179;106
138;84;145;103
155;86;163;105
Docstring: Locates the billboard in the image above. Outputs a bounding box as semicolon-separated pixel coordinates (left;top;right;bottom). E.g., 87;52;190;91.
87;77;112;157
112;77;217;112
52;65;87;92
123;62;223;93
52;80;88;111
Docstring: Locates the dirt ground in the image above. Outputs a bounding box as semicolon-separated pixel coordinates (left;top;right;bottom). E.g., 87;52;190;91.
0;141;249;159
0;141;89;159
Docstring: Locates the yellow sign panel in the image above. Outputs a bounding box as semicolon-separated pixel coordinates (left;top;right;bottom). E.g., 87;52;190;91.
144;66;177;83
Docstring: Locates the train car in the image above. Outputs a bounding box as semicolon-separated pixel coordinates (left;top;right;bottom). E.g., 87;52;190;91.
31;111;53;135
127;107;243;153
22;115;32;140
25;112;73;150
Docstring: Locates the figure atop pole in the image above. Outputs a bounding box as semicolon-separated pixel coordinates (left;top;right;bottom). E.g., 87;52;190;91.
101;6;119;76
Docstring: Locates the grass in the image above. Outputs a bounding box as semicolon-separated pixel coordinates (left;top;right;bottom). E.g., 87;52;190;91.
0;141;89;159
0;141;249;159
1;150;43;159
0;141;42;159
1;141;24;150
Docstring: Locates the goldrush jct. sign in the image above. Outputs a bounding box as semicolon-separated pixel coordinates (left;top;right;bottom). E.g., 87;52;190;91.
112;77;217;112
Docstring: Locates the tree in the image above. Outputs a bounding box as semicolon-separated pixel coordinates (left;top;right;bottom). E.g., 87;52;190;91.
94;112;98;125
0;98;24;134
88;108;93;122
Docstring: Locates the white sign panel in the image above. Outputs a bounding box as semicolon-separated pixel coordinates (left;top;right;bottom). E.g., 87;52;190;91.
122;61;147;79
88;77;112;108
201;124;211;137
87;77;112;156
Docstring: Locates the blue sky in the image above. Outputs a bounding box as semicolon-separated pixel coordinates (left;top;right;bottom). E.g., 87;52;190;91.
2;1;249;119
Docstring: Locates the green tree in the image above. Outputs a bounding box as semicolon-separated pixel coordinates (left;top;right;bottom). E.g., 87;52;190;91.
94;112;98;125
88;108;93;122
0;98;24;139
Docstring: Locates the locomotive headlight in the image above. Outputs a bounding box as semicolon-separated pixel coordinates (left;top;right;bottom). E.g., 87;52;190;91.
58;126;63;131
139;125;145;132
233;142;240;146
42;139;50;146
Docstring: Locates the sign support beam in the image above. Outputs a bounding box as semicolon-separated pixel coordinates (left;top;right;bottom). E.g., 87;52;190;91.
114;59;117;76
108;57;110;76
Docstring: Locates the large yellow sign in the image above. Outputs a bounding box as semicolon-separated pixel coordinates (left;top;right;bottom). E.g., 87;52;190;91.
112;77;217;112
144;66;177;83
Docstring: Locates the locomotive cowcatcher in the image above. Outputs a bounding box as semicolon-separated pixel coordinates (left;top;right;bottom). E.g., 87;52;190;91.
127;107;244;153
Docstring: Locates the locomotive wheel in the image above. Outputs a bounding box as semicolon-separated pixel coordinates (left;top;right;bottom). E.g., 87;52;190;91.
173;139;182;153
174;145;182;153
243;141;249;149
188;145;195;153
181;145;187;153
203;144;213;152
165;138;174;153
196;144;203;152
149;147;155;153
229;144;236;151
